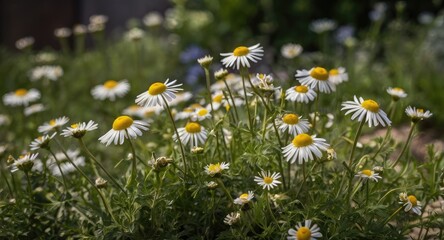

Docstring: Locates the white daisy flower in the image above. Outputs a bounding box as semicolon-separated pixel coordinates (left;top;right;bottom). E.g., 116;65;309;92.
47;149;85;176
136;79;183;108
3;88;40;107
122;105;144;117
287;219;323;240
405;106;432;122
174;107;195;121
204;162;230;177
175;121;208;148
355;169;382;182
24;103;46;116
168;92;193;107
281;43;303;59
30;65;63;81
224;212;241;226
328;67;348;85
341;96;391;127
209;92;225;110
0;114;10;126
61;120;98;138
15;36;34;50
29;133;56;150
54;27;72;38
125;27;144;42
310;18;337;33
220;43;263;70
276;113;310;136
143;12;163;28
282;133;329;164
285;85;317;103
386;87;407;101
234;191;254;205
254;171;282;190
214;68;229;81
197;55;213;68
191;107;212;121
73;24;87;35
399;194;422;215
10;153;39;173
296;67;336;93
252;73;280;93
91;79;130;101
98;115;149;146
38;116;70;134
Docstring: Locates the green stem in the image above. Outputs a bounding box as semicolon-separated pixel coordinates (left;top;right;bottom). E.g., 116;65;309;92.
271;121;287;190
265;192;280;229
126;134;138;188
54;138;116;221
348;120;365;168
383;206;403;226
47;148;69;193
215;178;234;204
25;171;32;196
240;67;254;136
162;95;187;175
204;68;215;118
78;138;127;195
392;122;416;168
222;78;239;121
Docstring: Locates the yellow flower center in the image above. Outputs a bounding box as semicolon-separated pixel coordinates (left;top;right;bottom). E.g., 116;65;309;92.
292;134;313;147
148;82;167;95
213;94;223;103
103;80;118;89
418;109;424;113
283;114;299;125
329;68;339;76
393;87;404;92
295;85;309;93
361;169;372;176
37;136;43;141
296;227;311;240
190;103;202;109
208;163;221;173
310;67;328;81
49;119;56;126
258;73;265;79
240;193;249;200
185;122;201;133
112;115;133;130
361;99;380;113
197;109;208;116
15;88;28;96
129;105;140;110
233;46;249;56
71;123;79;129
408;195;418;206
263;177;273;184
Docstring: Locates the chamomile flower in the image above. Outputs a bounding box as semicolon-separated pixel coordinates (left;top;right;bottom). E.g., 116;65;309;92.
136;79;183;107
91;79;130;101
30;65;63;81
98;116;149;146
24;103;46;116
281;43;303;59
328;67;348;85
220;44;263;70
175;122;208;148
10;153;39;173
204;162;230;177
224;212;241;226
168;92;193;106
254;171;282;190
30;133;56;150
38;116;70;133
282;133;329;164
296;67;336;93
3;88;41;107
234;191;254;205
387;87;407;101
15;36;34;50
405;106;432;122
276;113;310;136
341;96;391;127
61;120;98;138
46;149;85;176
287;219;323;240
209;92;225;110
310;18;337;33
399;193;422;215
355;169;382;182
125;27;144;42
191;107;212;121
285;85;317;103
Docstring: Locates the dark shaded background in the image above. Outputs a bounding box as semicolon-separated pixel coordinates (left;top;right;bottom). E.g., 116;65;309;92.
0;0;170;49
